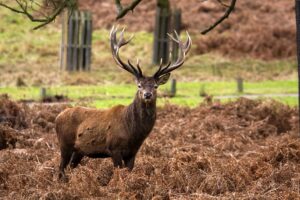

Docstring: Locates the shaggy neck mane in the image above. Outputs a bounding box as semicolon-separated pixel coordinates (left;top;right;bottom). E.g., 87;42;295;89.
125;92;156;141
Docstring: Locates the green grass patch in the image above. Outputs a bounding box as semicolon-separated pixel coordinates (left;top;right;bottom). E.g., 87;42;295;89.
0;80;298;108
271;96;299;107
1;80;297;100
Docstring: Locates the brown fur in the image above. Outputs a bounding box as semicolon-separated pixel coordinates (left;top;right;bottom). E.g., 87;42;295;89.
55;88;157;180
56;27;190;181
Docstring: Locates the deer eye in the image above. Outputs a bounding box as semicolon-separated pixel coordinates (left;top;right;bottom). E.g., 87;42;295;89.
154;85;158;89
138;84;142;88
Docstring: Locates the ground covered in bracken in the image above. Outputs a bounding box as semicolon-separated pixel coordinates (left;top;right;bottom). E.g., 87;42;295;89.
0;94;299;199
79;0;296;60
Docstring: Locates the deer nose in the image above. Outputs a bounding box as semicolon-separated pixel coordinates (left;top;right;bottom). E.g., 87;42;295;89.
144;92;152;99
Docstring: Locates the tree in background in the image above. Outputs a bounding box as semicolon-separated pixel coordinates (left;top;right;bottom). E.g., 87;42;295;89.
0;0;236;33
295;0;300;125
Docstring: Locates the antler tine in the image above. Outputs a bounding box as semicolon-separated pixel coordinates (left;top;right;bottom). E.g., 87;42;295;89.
119;28;134;46
136;59;143;76
183;31;192;53
153;59;163;78
110;26;143;78
153;31;192;78
167;31;180;43
128;59;139;75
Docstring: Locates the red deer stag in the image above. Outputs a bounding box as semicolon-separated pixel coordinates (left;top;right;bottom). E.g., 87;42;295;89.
55;26;191;180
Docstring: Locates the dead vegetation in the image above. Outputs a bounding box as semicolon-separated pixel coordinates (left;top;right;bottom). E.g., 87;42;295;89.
0;95;299;199
79;0;296;60
194;1;296;60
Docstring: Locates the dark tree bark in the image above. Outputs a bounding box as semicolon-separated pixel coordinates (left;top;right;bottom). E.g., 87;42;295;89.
157;0;170;8
296;0;300;129
115;0;142;19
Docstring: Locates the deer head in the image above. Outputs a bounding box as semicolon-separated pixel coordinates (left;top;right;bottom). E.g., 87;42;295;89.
110;26;191;103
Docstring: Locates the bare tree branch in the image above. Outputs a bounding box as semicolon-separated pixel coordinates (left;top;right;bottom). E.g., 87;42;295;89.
216;0;230;7
114;0;142;20
0;2;24;14
201;0;236;34
33;1;70;29
0;0;235;32
0;0;76;30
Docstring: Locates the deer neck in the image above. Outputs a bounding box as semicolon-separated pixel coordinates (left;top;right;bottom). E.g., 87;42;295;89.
125;92;157;137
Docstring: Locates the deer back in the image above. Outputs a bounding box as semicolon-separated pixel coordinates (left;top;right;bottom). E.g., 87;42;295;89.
56;105;127;153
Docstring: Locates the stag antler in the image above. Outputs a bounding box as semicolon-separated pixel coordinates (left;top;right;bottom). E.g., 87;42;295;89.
110;26;143;78
153;31;192;79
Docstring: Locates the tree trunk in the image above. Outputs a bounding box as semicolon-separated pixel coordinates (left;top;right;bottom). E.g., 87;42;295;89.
296;0;300;131
157;0;170;9
152;0;170;65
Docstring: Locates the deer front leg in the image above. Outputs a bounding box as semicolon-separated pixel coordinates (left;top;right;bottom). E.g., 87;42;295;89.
111;151;123;168
70;151;84;169
124;155;136;171
58;146;73;182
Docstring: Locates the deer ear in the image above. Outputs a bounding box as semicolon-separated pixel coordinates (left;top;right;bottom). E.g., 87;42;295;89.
157;73;171;85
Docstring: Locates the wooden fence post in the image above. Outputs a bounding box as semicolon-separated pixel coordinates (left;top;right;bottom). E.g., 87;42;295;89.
153;7;171;65
60;10;92;71
84;11;92;71
171;9;181;62
170;78;176;97
236;77;244;93
40;88;46;100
